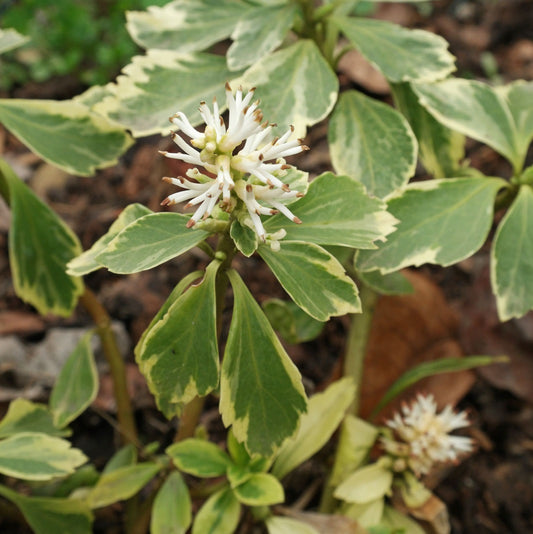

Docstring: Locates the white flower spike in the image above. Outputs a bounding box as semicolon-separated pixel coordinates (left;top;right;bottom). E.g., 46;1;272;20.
160;84;308;240
382;393;473;477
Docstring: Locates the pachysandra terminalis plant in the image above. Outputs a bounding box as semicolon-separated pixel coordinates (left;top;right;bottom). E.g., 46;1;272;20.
0;0;529;532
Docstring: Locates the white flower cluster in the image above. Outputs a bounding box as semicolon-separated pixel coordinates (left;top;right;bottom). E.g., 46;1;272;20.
382;394;473;477
160;83;307;241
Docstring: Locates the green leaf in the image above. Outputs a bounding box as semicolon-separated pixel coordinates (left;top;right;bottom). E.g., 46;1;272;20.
87;463;161;509
102;444;137;475
96;212;209;274
0;28;29;54
0;99;132;176
233;473;284;506
126;0;253;52
372;356;507;417
329;90;417;198
221;270;307;457
391;82;465;178
137;262;220;417
233;40;338;137
262;299;324;344
227;4;298;71
231;216;259;257
192;487;241;534
259;241;360;321
341;498;384;527
151;472;192;534
272;378;356;480
333;17;455;82
95;51;238;137
0;159;83;316
266;516;320;534
49;331;98;428
357;270;413;296
227;463;253;489
0;485;93;534
67;203;152;276
166;439;231;478
0;433;87;481
381;505;425;534
413;79;523;172
356;178;505;274
334;461;393;504
491;185;533;320
264;172;398;249
0;399;67;438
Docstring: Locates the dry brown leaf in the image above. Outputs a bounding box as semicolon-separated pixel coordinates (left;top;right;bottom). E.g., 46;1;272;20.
277;508;368;534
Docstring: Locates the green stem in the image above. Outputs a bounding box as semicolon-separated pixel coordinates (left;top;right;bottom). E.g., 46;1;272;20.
343;284;378;416
80;288;138;446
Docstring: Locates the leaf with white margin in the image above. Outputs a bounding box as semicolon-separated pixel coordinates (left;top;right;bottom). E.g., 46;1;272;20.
391;82;465;178
0;433;87;481
233;473;284;506
0;399;67;438
264;172;398;249
333;17;455;82
233;40;338;137
221;270;307;457
96;213;209;274
0;485;93;534
0;99;132;176
166;438;231;478
67;203;152;276
0;28;29;54
192;487;240;534
258;241;361;321
138;262;220;418
94;51;238;137
356;177;506;274
491;185;533;321
0;159;84;317
272;378;355;479
266;516;320;534
329;90;417;198
414;79;523;172
227;3;298;71
126;0;253;52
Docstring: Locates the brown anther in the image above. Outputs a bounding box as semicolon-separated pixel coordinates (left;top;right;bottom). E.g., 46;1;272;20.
219;116;224;125
258;154;264;161
225;81;232;91
168;116;174;123
296;192;305;198
158;150;168;156
200;101;206;105
184;202;193;209
281;164;291;170
160;198;171;206
293;216;302;224
162;177;173;184
272;137;279;145
251;86;257;92
170;131;177;138
246;184;253;192
270;209;278;215
290;125;295;132
282;184;290;192
301;145;310;151
186;220;196;228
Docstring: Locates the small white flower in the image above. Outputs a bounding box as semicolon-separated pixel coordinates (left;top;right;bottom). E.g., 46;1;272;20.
160;84;308;238
382;394;473;476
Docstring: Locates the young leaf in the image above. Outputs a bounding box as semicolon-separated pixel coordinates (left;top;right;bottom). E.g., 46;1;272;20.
266;516;320;534
87;463;161;509
341;498;384;527
221;270;307;457
371;355;508;417
328;90;417;198
227;3;298;71
96;213;209;274
166;439;231;478
233;40;338;137
272;378;356;480
0;433;87;480
102;444;137;475
94;51;238;137
0;159;83;316
381;505;425;534
0;399;67;438
0;485;93;534
137;262;220;417
49;331;98;428
332;17;455;82
0;100;132;176
126;0;253;52
413;79;523;172
258;241;361;321
233;473;284;506
356;178;506;274
0;28;29;54
391;82;465;178
67;203;152;276
192;487;241;534
491;185;533;320
334;462;393;504
227;463;253;489
151;472;192;534
231;216;259;257
264;172;398;249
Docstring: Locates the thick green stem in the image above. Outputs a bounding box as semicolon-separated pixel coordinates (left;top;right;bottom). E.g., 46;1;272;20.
343;284;378;415
80;288;138;446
